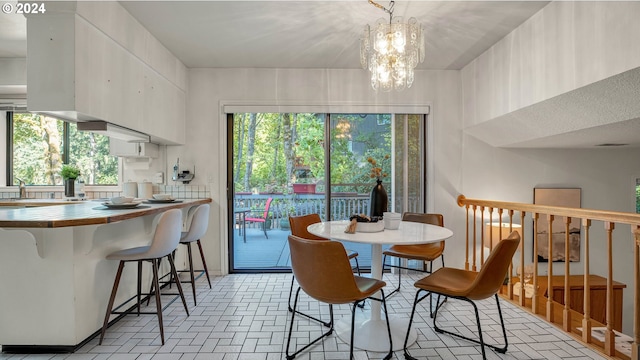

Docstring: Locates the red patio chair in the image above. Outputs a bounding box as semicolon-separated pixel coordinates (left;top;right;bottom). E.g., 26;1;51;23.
245;197;273;239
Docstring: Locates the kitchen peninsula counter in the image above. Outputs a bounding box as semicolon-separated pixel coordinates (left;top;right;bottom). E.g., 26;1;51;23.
0;198;212;228
0;198;212;352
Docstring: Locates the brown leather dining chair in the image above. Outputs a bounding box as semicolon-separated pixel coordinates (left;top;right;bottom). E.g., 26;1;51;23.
286;235;393;360
288;213;361;325
403;231;521;360
382;212;445;314
289;213;360;274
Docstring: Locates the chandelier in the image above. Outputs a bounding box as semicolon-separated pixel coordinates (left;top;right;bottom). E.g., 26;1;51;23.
360;0;425;91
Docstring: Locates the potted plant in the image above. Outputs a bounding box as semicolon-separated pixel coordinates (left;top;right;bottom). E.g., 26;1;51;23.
279;216;290;230
61;164;80;197
367;155;389;217
279;200;296;229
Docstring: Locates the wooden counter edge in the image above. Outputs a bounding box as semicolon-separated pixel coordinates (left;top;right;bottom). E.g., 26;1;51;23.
0;198;212;228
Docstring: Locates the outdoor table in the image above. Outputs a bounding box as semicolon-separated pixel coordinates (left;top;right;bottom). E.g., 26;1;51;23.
234;207;251;243
307;220;453;352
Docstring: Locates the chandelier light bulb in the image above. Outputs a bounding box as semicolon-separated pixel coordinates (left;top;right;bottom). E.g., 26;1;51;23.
360;1;424;92
377;63;390;83
376;37;389;55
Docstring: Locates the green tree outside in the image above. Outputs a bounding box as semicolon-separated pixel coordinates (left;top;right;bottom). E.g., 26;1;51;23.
11;113;118;186
233;113;392;194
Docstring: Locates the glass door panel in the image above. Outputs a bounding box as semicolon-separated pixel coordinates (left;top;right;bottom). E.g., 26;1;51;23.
328;114;392;219
229;112;425;272
230;113;325;271
393;114;425;213
327;114;394;268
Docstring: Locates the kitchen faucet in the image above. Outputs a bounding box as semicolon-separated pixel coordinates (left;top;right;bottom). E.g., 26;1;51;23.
16;178;26;199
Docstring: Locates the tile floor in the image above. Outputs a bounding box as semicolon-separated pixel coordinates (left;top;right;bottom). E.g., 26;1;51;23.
0;273;610;360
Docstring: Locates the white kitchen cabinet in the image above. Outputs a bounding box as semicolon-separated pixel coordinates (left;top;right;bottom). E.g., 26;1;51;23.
109;138;159;158
26;2;187;145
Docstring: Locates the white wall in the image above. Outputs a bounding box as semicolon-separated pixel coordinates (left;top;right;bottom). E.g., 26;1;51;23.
185;68;462;277
462;1;640;128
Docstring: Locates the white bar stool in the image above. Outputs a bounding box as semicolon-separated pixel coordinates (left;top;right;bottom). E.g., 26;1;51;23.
99;209;189;346
177;204;211;305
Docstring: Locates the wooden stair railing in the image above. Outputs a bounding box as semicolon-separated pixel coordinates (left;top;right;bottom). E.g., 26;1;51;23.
457;194;640;360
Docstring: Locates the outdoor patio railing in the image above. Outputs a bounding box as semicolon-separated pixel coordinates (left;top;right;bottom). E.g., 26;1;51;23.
235;193;370;227
234;192;423;228
457;194;639;360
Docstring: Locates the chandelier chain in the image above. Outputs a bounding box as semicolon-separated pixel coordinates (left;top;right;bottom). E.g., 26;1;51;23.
368;0;395;18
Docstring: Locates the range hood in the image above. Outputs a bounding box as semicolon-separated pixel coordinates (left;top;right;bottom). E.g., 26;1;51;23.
0;96;27;111
77;121;150;143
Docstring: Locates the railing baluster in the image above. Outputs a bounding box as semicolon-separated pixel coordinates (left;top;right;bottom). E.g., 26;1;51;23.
507;210;514;300
472;205;477;272
519;211;526;306
563;216;572;332
582;219;592;343
532;212;540;314
487;207;494;287
604;221;615;356
547;214;554;323
633;226;640;360
480;206;485;267
488;207;494;252
497;208;504;252
465;204;470;271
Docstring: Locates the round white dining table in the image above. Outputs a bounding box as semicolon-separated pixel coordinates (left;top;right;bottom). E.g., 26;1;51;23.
307;220;454;352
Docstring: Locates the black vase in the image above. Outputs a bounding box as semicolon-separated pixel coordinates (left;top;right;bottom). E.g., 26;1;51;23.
369;179;388;217
64;179;75;198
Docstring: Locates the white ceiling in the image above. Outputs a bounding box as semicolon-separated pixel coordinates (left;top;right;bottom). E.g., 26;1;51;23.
2;1;639;148
117;1;549;70
1;0;552;68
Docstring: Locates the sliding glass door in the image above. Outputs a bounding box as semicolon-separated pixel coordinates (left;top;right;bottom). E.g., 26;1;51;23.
228;112;426;272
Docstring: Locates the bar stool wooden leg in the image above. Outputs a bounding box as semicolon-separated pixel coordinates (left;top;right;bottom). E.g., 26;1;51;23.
196;239;212;288
145;256;169;307
151;259;165;345
99;261;125;345
186;243;197;305
137;261;142;316
168;254;190;315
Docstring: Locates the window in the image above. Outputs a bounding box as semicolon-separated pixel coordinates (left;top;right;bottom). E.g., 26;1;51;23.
7;112;119;186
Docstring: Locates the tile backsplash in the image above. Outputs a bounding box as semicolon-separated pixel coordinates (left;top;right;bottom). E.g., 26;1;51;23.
1;184;210;200
153;185;210;199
